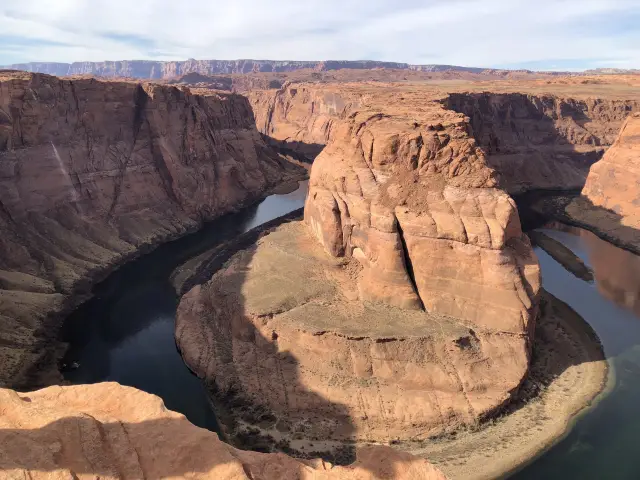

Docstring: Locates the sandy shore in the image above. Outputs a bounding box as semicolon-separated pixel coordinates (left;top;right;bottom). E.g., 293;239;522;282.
395;291;608;480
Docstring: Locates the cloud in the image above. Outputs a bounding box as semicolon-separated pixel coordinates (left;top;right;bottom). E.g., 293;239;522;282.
0;0;638;70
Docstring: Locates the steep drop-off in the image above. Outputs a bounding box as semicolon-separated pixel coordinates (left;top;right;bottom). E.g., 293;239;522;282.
249;83;639;194
571;113;640;248
446;93;638;193
0;71;305;389
0;382;446;479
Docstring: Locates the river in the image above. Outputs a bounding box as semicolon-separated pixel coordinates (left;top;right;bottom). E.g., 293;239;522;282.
512;224;640;479
60;181;308;431
60;185;640;479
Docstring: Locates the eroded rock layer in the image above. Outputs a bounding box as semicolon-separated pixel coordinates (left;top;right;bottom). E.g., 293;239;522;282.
303;91;540;333
249;83;639;193
176;223;531;448
0;71;304;389
177;83;541;452
445;93;638;193
580;113;640;228
0;382;446;479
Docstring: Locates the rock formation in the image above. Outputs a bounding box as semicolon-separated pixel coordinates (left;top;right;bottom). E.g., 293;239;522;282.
176;82;541;454
554;112;640;252
2;60;551;80
0;71;305;389
0;382;446;479
581;113;640;227
445;93;638;193
249;83;639;194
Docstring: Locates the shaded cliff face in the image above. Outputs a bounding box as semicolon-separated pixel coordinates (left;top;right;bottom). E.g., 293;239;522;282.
446;93;639;193
0;382;447;480
0;71;304;389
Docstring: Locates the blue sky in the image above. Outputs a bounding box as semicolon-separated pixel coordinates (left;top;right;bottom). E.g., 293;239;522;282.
1;0;639;71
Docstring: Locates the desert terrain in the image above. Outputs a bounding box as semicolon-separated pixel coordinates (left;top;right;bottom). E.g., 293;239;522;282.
0;64;638;479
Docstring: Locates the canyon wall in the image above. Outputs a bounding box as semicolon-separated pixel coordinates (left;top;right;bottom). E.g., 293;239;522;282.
560;112;640;252
446;93;638;193
249;84;639;194
0;382;446;479
0;71;304;389
2;60;539;79
581;113;640;224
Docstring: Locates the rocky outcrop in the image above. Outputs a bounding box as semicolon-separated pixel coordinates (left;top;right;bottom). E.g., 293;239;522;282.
0;382;446;479
176;82;540;455
249;84;639;194
0;71;305;389
445;93;639;193
552;113;640;252
581;113;640;225
303;91;540;332
177;223;533;451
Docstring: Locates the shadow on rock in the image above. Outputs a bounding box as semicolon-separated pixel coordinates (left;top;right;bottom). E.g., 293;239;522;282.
175;230;360;465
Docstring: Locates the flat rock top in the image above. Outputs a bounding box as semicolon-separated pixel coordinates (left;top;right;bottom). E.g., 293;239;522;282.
215;221;468;339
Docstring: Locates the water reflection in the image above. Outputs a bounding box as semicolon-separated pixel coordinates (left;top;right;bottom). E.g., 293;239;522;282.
542;222;640;318
513;224;640;480
60;181;309;432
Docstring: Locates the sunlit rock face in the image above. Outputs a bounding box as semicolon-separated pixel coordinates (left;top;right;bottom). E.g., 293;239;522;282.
0;382;447;480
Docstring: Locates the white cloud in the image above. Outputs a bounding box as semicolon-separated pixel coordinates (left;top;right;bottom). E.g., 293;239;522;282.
1;0;639;70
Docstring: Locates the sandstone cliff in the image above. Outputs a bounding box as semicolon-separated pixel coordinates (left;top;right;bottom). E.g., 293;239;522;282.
0;382;446;479
176;82;541;455
249;83;639;194
0;71;304;389
548;112;640;253
446;93;638;193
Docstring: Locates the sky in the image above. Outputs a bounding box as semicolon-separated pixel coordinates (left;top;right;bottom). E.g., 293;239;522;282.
1;0;639;71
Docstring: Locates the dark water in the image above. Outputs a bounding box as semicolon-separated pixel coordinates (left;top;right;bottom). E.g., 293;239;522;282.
61;181;308;431
513;225;640;479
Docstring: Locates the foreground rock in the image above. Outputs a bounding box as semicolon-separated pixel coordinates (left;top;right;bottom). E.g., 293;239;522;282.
0;71;305;389
0;382;446;480
176;221;533;453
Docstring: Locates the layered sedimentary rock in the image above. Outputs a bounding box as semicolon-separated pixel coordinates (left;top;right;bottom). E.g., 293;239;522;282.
581;113;640;225
0;382;446;479
2;60;540;80
0;71;304;389
176;83;541;453
248;83;638;194
446;93;638;193
177;223;534;449
554;113;640;252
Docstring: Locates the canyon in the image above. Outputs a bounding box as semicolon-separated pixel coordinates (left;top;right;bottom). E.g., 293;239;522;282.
174;74;638;467
0;70;305;390
0;64;639;479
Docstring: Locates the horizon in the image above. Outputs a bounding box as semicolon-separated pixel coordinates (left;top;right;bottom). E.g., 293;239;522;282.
2;57;638;74
2;0;639;72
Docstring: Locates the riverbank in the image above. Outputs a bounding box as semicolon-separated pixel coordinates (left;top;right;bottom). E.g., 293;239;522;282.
400;291;608;480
